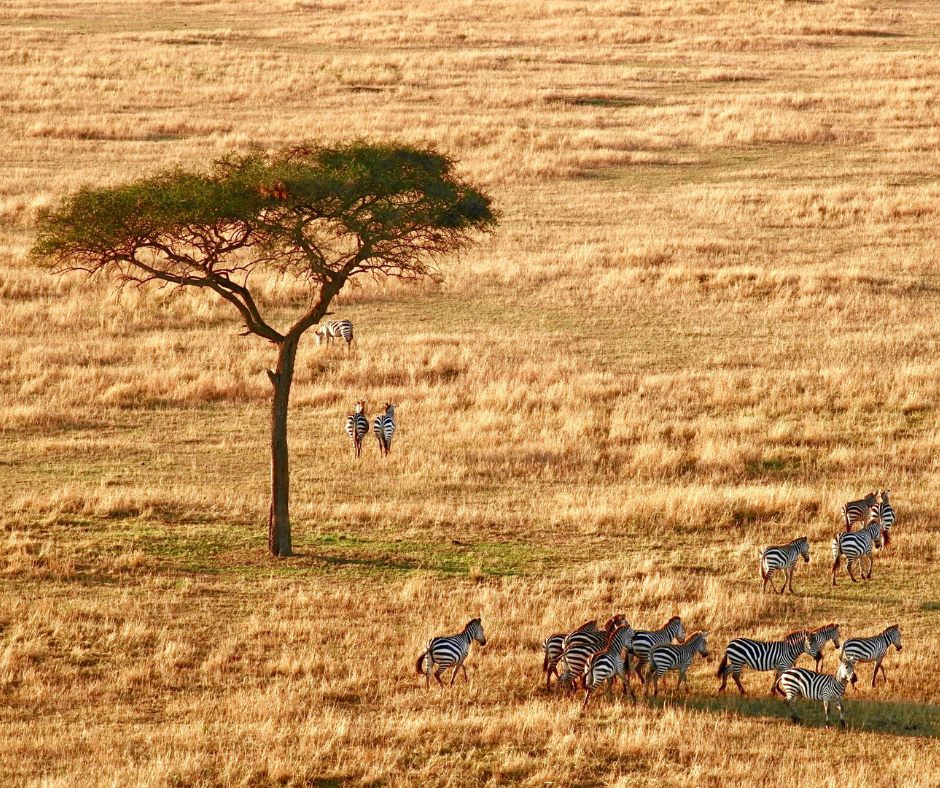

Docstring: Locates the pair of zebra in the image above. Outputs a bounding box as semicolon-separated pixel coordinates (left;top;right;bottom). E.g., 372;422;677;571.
842;489;895;540
346;400;397;458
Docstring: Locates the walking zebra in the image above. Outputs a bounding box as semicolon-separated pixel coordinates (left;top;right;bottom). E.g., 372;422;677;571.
542;619;602;691
582;624;636;708
759;536;810;594
316;319;354;348
874;490;895;547
415;618;486;688
345;400;369;459
808;623;841;670
774;660;857;729
840;625;902;687
631;616;684;684
831;517;883;585
645;632;709;696
717;630;811;696
841;491;878;531
555;616;627;691
374;402;397;457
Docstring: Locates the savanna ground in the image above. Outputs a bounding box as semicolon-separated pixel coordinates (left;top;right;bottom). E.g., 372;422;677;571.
2;0;940;785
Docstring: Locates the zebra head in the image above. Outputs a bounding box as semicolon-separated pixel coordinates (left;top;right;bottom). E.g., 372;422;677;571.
667;616;684;643
837;660;857;686
385;402;398;418
355;399;366;414
794;536;810;563
688;631;709;659
603;614;628;633
809;623;840;660
885;624;902;652
315;324;328;345
784;629;811;654
880;489;891;505
608;623;635;653
466;617;486;646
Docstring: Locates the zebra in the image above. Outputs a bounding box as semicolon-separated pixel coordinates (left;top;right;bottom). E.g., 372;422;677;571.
839;625;902;687
345;400;369;458
807;623;842;670
581;624;636;708
841;491;878;531
373;402;397;457
774;660;857;729
759;536;810;594
542;618;602;691
555;616;627;691
315;319;354;348
630;616;684;684
874;489;895;548
831;517;883;584
717;630;811;696
645;631;709;696
415;618;486;688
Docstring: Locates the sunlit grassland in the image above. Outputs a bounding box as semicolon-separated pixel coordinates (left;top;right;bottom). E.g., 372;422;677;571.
3;0;940;786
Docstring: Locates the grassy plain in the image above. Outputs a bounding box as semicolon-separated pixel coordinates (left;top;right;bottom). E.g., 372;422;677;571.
2;0;940;785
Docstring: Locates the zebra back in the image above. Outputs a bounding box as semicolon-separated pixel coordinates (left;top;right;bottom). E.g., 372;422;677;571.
632;616;684;660
841;492;878;530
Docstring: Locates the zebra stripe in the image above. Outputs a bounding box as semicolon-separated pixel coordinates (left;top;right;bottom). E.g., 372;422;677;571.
842;492;878;531
345;400;369;458
645;631;709;696
542;619;602;690
759;536;810;594
874;490;895;547
373;402;397;457
582;624;636;708
775;661;857;728
555;616;627;691
717;630;810;696
631;616;684;684
831;518;883;584
840;625;902;687
316;319;354;347
807;623;841;670
416;618;486;688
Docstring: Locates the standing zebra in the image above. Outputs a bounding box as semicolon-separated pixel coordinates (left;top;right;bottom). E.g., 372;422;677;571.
345;400;369;459
542;619;602;691
630;616;684;684
582;624;636;708
717;630;811;696
415;618;486;688
874;490;895;548
374;402;397;457
555;616;627;691
759;536;810;594
645;632;709;696
831;517;883;584
807;623;842;670
841;491;878;531
840;625;902;687
315;319;354;348
774;660;857;729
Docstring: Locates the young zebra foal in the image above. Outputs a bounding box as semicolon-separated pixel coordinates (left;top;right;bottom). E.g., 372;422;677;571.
645;631;709;696
775;660;857;729
416;618;486;688
840;625;902;687
315;319;354;348
374;402;397;457
630;615;684;684
759;536;810;594
718;630;811;696
345;400;369;459
831;517;883;584
582;624;636;708
842;491;878;531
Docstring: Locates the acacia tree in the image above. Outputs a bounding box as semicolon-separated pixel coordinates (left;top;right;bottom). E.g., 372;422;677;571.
32;142;496;556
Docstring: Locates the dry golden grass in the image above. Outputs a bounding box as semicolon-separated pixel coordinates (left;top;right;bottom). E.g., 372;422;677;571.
2;0;940;785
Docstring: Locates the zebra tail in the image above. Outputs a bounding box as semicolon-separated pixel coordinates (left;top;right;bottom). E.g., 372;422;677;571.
831;536;840;562
717;652;728;678
415;651;428;676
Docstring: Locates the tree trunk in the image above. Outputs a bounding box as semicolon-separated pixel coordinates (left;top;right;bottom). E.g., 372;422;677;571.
268;336;299;557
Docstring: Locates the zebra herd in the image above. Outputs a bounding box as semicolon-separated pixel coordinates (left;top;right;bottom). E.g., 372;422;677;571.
759;489;897;592
316;319;400;458
416;616;903;729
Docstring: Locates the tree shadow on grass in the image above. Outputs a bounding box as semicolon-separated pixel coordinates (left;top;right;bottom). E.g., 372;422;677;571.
650;694;940;737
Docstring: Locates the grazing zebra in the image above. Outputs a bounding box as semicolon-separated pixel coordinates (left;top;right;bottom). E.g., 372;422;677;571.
315;319;354;348
774;660;857;729
582;624;636;708
415;618;486;688
555;616;627;691
717;630;811;696
831;517;883;585
645;632;709;696
631;616;684;684
874;490;895;548
842;491;878;531
373;402;397;457
345;400;369;458
840;625;902;687
759;536;810;594
542;619;602;691
807;623;842;670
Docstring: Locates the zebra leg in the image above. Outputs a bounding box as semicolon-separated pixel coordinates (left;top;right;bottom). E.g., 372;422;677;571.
462;662;469;683
770;670;781;697
787;567;797;595
837;701;846;728
865;553;874;579
785;697;800;723
582;688;593;709
732;669;746;696
873;658;883;687
766;571;781;594
824;701;831;729
846;559;858;582
832;554;840;586
433;666;446;687
634;659;647;684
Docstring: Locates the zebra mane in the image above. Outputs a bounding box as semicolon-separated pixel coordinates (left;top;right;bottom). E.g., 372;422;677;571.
603;614;626;632
679;631;707;645
571;619;599;634
783;629;808;643
884;624;900;635
810;622;837;635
